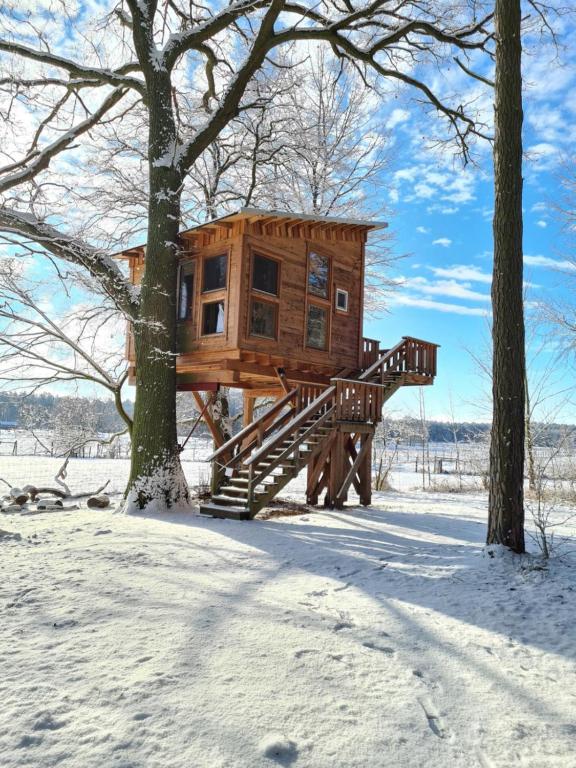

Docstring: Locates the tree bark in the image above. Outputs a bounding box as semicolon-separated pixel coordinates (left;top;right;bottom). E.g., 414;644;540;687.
124;72;190;512
487;0;526;552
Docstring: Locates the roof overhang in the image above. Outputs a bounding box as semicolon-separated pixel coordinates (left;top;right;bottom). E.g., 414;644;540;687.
113;207;387;258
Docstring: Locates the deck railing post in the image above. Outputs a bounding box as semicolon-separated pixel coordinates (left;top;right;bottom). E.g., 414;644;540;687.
247;463;254;516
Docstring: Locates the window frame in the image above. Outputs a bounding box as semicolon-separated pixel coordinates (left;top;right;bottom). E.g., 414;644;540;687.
335;287;349;314
307;249;331;300
177;260;196;323
304;246;332;353
201;252;228;294
305;301;329;351
251;252;280;297
247;248;281;342
201;299;226;336
249;296;279;340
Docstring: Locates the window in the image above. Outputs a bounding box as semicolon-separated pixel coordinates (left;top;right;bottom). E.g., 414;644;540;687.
335;288;349;313
202;301;225;335
306;304;328;350
177;264;194;321
252;254;279;296
250;299;277;339
202;254;227;292
308;251;329;299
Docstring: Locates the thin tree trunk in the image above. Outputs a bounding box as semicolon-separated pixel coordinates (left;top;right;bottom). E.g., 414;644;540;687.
525;371;537;492
487;0;526;552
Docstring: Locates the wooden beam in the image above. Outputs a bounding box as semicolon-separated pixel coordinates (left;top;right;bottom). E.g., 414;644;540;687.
306;430;337;504
242;392;255;429
356;433;372;505
336;432;372;503
191;391;225;448
275;367;292;394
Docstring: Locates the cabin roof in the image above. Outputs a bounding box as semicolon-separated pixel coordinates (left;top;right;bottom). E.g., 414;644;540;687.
113;207;387;258
182;207;388;233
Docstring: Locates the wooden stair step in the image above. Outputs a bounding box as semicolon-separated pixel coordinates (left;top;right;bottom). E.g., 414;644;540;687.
219;486;249;497
211;494;249;506
199;503;251;521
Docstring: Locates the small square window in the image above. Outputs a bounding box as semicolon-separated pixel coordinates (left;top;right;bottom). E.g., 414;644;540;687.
308;251;329;299
250;299;277;339
306;304;328;350
252;254;279;296
178;266;194;321
202;254;227;292
336;288;349;312
202;301;225;335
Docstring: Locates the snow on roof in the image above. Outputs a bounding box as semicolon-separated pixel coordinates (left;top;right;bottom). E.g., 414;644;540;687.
113;208;387;257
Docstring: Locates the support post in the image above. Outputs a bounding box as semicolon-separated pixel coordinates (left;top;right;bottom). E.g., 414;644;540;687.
242;392;255;428
327;428;346;509
358;431;373;506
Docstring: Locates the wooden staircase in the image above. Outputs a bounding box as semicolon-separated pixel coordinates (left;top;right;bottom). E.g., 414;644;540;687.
200;337;438;520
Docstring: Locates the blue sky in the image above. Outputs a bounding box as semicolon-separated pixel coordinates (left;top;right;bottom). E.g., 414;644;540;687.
363;22;576;424
2;6;574;426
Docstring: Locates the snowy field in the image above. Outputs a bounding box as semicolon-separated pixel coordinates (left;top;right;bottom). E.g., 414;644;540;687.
1;452;576;768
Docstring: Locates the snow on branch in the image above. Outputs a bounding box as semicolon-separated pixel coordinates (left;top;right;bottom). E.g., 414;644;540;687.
0;210;138;318
0;88;128;194
0;39;146;94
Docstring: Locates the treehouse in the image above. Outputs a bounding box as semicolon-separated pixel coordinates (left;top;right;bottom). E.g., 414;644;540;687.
119;208;438;519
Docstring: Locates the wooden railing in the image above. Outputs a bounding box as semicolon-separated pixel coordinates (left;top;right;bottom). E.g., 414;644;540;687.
360;336;438;383
245;387;336;499
332;378;387;423
362;337;380;368
297;384;326;411
206;387;298;468
402;336;438;378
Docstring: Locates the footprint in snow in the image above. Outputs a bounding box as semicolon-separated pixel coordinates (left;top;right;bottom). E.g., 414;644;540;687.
333;621;354;632
418;695;451;741
17;734;43;749
259;733;298;765
362;641;396;655
294;649;320;659
32;713;66;731
52;619;77;630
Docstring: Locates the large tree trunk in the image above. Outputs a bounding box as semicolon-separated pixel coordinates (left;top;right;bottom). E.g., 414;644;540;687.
124;75;190;513
487;0;526;552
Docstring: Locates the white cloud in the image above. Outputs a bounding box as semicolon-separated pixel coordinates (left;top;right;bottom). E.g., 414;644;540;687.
536;220;547;228
531;201;547;213
433;238;452;247
524;254;575;270
416;226;429;234
390;295;489;317
429;265;492;284
386;108;410;130
402;276;490;302
426;204;459;215
526;142;561;172
414;183;436;199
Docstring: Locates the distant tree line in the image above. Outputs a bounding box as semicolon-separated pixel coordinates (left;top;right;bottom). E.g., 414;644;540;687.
2;392;574;450
0;392;133;434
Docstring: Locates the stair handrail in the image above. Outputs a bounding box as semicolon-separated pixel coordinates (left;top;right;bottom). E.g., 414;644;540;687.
359;337;407;382
206;387;298;463
359;336;439;382
245;385;336;468
248;405;336;492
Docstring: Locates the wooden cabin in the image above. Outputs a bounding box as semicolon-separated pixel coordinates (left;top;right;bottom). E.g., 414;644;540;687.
119;208;439;519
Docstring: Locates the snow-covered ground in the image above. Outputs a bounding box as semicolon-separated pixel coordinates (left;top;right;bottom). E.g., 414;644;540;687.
1;454;575;768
